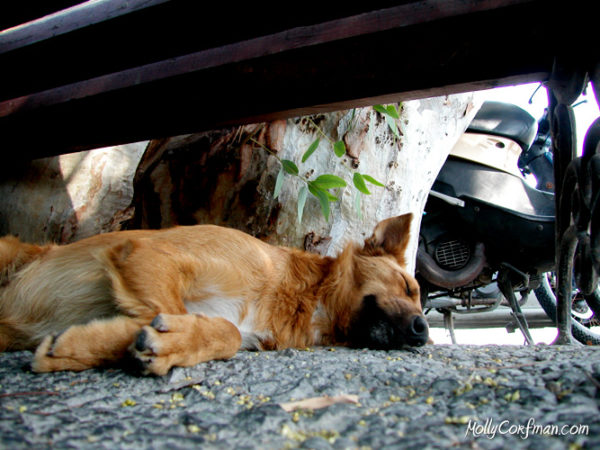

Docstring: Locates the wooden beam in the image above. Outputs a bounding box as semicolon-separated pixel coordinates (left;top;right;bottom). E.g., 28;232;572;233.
0;0;540;117
0;0;594;159
0;1;83;31
0;0;169;52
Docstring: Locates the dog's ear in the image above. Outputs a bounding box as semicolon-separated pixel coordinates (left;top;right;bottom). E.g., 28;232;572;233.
362;213;413;266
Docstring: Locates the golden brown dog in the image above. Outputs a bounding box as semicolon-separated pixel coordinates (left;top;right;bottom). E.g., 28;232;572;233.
0;213;427;375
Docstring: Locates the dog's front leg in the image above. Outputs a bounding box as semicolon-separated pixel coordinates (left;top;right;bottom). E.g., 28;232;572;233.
130;313;242;376
32;316;143;372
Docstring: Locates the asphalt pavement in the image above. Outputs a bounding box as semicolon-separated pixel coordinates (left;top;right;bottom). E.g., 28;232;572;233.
1;343;599;449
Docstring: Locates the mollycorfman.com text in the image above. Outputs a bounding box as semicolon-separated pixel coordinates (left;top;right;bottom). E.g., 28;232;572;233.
465;418;589;440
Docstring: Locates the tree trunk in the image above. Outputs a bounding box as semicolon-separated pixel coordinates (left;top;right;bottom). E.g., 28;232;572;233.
0;143;146;243
0;94;479;274
131;93;480;272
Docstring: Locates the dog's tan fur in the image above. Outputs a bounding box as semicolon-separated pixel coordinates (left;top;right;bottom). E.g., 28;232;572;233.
0;213;427;375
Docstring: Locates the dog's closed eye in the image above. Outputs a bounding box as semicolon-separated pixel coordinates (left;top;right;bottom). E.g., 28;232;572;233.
363;294;377;305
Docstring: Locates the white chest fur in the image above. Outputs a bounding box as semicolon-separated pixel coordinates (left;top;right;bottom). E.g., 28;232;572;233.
184;296;270;350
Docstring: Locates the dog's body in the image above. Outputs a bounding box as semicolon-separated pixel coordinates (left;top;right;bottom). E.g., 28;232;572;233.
0;213;427;375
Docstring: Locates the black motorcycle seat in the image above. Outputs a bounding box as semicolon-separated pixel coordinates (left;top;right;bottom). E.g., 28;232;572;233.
467;101;538;151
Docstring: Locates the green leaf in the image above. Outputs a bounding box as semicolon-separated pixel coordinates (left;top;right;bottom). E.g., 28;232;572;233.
302;138;320;163
314;190;331;221
309;180;340;201
374;104;400;119
308;184;331;221
384;115;401;139
297;186;308;224
347;108;357;133
353;190;363;220
281;159;299;176
362;174;385;187
324;191;339;201
353;173;371;195
273;168;285;199
374;104;401;138
312;174;347;190
386;104;400;119
373;104;388;115
333;140;346;157
307;183;319;197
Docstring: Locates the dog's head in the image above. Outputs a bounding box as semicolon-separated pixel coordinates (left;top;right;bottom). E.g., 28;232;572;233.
324;213;428;349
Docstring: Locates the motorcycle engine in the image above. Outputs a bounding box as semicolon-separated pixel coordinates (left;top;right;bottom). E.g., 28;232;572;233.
417;230;487;290
433;238;471;271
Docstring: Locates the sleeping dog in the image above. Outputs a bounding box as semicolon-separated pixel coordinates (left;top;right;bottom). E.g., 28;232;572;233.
0;213;428;375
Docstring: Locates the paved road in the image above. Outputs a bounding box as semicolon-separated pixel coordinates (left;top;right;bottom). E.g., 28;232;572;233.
1;344;599;449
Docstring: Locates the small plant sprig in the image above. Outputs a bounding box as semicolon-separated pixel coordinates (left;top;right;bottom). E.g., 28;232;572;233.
251;137;344;223
373;103;402;139
252;109;389;224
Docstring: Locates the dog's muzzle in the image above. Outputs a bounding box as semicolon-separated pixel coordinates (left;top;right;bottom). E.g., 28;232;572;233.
406;315;429;347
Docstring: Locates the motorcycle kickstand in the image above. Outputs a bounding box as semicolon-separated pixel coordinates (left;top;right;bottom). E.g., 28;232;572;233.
443;309;457;344
498;271;535;345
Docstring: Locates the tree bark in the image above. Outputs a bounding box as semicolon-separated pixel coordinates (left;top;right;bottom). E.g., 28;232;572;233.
0;143;146;243
0;94;479;273
130;93;481;272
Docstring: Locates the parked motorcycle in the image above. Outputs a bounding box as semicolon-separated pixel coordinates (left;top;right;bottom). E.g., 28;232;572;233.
416;100;600;344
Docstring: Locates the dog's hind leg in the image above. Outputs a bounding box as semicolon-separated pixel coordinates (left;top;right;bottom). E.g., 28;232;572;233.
0;325;12;352
31;316;143;372
130;313;242;376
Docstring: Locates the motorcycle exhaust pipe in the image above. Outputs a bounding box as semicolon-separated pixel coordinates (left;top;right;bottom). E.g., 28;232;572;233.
417;242;486;289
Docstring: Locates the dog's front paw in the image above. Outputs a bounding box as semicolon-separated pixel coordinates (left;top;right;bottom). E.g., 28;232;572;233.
31;334;58;372
149;314;170;332
31;333;89;372
129;315;175;376
128;313;240;376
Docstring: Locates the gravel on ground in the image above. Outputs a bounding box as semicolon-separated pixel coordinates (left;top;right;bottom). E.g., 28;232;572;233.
1;344;599;449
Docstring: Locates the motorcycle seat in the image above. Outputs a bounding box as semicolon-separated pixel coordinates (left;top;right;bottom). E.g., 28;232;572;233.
467;101;538;151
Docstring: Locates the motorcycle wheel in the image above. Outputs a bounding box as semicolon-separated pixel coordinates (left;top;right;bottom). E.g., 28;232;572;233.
534;274;600;345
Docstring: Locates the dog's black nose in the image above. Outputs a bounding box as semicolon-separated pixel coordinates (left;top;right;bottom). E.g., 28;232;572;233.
408;315;429;345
